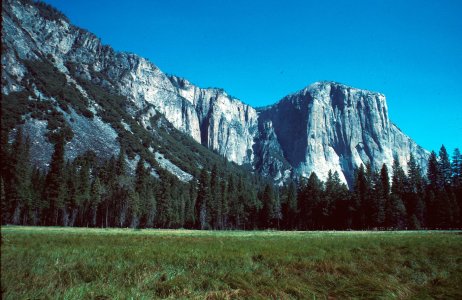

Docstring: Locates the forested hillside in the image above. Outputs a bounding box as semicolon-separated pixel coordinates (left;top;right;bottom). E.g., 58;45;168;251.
2;128;460;229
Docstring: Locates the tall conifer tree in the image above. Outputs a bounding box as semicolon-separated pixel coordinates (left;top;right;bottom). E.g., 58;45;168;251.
196;168;211;229
44;137;66;225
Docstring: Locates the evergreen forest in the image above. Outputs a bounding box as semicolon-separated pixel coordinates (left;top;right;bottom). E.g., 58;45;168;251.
1;128;461;230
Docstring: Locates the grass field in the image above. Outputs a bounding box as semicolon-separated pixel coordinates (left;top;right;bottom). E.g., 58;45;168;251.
1;227;461;299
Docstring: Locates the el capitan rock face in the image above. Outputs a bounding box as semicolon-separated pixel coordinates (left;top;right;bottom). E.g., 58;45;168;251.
2;0;429;185
256;82;428;186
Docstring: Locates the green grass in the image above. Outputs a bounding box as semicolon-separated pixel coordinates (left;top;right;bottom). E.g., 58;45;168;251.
1;227;461;299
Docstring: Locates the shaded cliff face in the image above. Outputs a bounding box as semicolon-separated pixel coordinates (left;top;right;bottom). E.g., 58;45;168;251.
167;76;258;165
257;82;429;185
2;0;429;185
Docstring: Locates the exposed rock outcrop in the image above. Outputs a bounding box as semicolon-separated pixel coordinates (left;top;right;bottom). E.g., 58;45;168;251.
257;82;428;185
2;0;429;185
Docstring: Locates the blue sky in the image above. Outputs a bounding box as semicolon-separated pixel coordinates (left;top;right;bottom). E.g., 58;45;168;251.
44;0;461;153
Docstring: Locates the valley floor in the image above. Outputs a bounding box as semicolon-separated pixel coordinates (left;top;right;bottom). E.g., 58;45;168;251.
1;226;461;299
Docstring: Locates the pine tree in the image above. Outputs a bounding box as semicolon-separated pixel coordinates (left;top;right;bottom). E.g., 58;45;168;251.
235;176;248;229
260;183;275;228
298;172;323;229
184;178;197;228
90;176;103;227
1;129;12;225
116;148;127;178
229;175;245;228
452;148;462;184
157;174;173;228
379;164;392;228
209;164;220;229
310;172;325;229
370;165;386;228
425;190;437;228
44;137;66;225
436;147;458;228
389;194;407;229
390;156;407;229
439;145;452;187
272;188;282;229
100;156;117;227
325;171;350;230
173;186;186;228
406;154;425;228
363;164;377;228
324;170;343;229
8;130;33;225
196;168;211;229
297;176;310;229
167;181;182;227
407;154;423;194
117;188;129;227
144;186;157;228
391;156;407;196
281;180;297;229
436;146;459;228
435;192;453;229
64;161;78;226
241;175;259;229
30;167;46;225
226;174;238;228
219;177;228;229
425;150;451;228
128;188;141;228
76;161;91;226
113;149;131;227
427;151;441;191
135;159;157;228
353;164;368;229
135;158;147;193
452;148;462;227
0;177;7;225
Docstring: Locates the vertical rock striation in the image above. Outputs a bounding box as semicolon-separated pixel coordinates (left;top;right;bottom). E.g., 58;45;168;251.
257;82;429;185
2;0;429;185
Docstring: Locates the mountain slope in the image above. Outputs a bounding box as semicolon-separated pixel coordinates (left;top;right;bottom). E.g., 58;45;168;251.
2;0;261;185
2;0;429;185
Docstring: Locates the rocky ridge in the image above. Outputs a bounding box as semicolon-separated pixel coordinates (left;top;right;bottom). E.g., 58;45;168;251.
2;0;429;186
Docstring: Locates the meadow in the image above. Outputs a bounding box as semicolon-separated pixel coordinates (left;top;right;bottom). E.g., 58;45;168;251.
1;226;461;299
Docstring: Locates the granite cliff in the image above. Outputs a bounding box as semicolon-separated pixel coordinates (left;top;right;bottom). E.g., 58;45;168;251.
2;0;429;186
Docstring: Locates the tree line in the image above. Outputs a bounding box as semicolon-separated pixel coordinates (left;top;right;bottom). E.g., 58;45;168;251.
1;128;461;230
